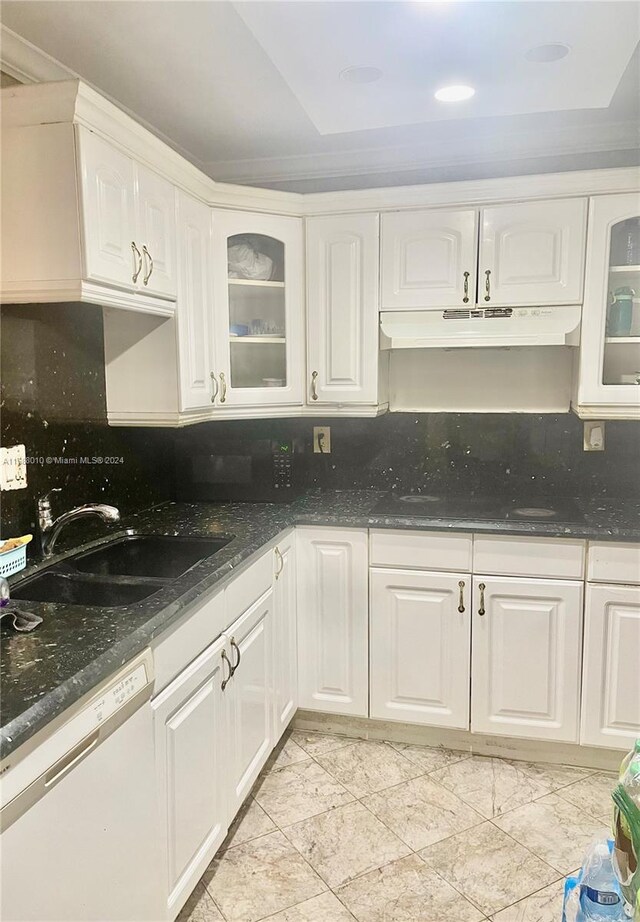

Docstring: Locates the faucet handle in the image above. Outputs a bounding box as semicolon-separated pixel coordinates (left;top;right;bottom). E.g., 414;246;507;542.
40;488;62;505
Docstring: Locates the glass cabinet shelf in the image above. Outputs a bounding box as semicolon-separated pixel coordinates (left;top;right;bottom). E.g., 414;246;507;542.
228;279;285;289
229;336;286;344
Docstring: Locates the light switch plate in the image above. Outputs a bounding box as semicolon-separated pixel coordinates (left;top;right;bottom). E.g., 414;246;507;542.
583;421;605;451
0;444;28;490
313;427;331;454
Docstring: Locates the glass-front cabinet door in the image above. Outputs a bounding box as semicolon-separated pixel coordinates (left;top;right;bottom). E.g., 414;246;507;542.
576;193;640;417
211;211;303;407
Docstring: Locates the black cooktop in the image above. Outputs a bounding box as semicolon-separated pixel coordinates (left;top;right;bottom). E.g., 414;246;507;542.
372;492;586;525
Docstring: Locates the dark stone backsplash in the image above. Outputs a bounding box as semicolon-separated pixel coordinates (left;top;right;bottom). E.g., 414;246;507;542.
2;302;639;552
174;413;640;504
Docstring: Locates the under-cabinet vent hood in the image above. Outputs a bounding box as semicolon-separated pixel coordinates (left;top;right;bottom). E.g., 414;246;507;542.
380;306;582;350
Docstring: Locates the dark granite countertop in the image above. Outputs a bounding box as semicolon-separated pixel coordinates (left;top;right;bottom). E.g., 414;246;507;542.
2;489;639;762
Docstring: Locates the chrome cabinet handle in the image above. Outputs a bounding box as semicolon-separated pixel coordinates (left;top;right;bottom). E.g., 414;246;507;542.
230;637;241;675
458;580;465;613
478;582;486;616
484;270;491;302
131;241;143;283
275;546;284;580
210;372;219;404
463;271;470;304
142;246;153;285
311;370;318;401
219;372;227;404
221;649;232;690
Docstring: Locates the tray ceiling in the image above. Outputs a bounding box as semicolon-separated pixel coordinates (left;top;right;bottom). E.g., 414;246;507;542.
1;1;638;192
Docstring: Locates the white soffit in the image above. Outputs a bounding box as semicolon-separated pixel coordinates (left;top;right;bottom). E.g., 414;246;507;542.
234;1;640;135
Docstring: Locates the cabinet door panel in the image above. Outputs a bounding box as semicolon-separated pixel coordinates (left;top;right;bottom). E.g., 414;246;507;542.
176;193;215;411
152;637;227;918
273;533;298;739
575;193;640;413
136;164;177;298
581;584;640;749
78;128;136;290
471;576;583;742
381;209;478;308
226;589;273;814
370;569;470;729
307;213;379;404
211;210;303;407
297;528;368;716
480;199;586;305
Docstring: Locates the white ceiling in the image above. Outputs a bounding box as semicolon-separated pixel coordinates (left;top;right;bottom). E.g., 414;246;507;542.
1;1;639;192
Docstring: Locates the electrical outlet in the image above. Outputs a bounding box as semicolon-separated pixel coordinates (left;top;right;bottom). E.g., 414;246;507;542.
583;421;605;451
313;426;331;454
0;444;27;490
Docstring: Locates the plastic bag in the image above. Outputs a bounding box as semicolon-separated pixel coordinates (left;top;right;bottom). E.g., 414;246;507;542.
227;238;274;280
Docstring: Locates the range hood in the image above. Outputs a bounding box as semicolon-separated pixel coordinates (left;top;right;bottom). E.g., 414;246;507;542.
380;305;582;350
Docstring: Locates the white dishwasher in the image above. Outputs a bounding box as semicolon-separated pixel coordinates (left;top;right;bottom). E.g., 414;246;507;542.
0;649;165;922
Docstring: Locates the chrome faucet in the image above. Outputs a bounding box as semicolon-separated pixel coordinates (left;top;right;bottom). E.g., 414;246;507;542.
37;489;121;558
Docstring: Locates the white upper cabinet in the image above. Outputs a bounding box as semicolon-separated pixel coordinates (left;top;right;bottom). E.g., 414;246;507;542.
176;192;216;412
471;575;583;743
136;164;177;298
78;127;177;301
307;213;381;404
575;193;640;418
78;128;137;291
211;210;304;408
479;199;587;306
370;568;471;729
581;583;640;750
381;208;478;309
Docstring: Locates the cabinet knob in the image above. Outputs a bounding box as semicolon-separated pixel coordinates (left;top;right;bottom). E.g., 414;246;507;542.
210;372;219;404
219;372;227;404
275;546;284;580
463;271;470;304
311;371;319;401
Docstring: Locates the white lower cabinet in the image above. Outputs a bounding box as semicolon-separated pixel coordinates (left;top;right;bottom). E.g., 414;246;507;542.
152;636;228;920
471;576;583;742
273;532;298;740
370;568;471;729
224;587;274;816
296;528;369;716
581;583;640;749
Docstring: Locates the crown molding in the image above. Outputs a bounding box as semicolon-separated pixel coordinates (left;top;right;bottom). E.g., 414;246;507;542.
206;120;640;188
0;26;72;84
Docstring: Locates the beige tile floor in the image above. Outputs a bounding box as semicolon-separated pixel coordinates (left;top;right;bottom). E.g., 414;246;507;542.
178;729;615;922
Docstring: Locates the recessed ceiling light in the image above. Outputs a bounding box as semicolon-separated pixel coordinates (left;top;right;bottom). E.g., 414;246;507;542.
434;84;475;102
340;65;383;85
525;43;570;63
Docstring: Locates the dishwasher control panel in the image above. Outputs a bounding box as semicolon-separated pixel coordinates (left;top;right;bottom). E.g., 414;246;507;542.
92;663;148;724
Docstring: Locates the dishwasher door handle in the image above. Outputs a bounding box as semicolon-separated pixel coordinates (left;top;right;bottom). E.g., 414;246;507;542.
44;731;99;789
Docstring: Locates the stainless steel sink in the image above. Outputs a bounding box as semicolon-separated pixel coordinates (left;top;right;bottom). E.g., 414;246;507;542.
10;572;162;607
71;535;233;579
10;533;234;608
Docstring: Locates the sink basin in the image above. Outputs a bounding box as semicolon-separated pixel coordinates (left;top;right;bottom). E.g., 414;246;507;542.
71;535;233;579
10;572;162;607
